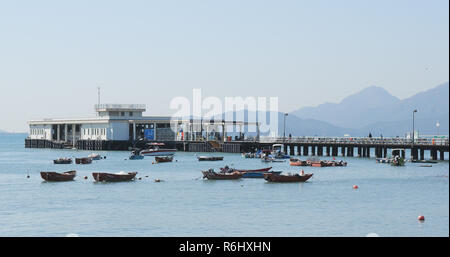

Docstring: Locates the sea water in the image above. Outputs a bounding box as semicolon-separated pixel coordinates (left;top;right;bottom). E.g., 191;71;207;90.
0;134;448;236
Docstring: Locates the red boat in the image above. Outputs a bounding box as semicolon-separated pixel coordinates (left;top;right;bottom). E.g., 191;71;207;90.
40;171;76;182
264;172;313;182
155;156;173;163
75;157;92;164
289;159;308;166
92;172;137;182
202;169;243;180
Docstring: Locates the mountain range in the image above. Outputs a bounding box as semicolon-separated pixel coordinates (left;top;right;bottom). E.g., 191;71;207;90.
289;82;449;137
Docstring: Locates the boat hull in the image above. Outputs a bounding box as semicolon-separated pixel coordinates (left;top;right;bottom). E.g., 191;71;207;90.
75;157;92;164
139;149;176;157
40;171;76;182
92;172;137;182
242;171;281;178
155;156;173;163
202;171;242;180
53;159;72;164
198;156;224;161
264;173;313;182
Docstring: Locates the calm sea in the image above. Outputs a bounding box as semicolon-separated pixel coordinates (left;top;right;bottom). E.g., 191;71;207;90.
0;134;448;237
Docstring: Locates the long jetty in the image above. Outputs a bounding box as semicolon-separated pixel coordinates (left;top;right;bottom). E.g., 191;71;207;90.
25;136;449;160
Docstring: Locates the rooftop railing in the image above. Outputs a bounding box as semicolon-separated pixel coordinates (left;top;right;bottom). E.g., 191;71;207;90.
95;104;146;110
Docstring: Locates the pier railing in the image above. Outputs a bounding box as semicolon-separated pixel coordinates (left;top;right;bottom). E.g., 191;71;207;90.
257;136;449;146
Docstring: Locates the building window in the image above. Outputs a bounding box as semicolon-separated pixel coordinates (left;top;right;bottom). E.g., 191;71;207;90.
129;112;133;116
121;112;125;116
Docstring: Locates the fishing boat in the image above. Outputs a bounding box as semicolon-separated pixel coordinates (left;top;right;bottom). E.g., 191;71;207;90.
139;143;176;157
289;158;308;166
198;156;224;161
390;149;405;166
261;157;285;163
53;158;73;164
75;157;92;164
40;170;76;182
411;159;438;164
270;144;290;159
242;171;282;178
88;153;102;160
155;156;174;163
92;171;137;182
264;172;313;183
129;149;144;160
220;166;272;173
376;158;391;164
202;169;242;180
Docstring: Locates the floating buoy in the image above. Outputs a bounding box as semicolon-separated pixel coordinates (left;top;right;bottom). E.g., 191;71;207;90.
84;176;88;179
353;185;358;189
155;179;161;182
152;161;155;164
418;215;425;221
145;176;149;178
27;175;30;178
138;177;142;180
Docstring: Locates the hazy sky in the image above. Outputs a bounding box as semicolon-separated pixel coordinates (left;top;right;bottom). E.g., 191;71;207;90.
0;0;448;132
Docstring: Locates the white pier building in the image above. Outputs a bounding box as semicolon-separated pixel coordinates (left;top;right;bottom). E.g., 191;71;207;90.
27;104;260;149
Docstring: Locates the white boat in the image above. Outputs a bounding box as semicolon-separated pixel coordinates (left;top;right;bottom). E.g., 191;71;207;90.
139;143;176;157
88;153;102;160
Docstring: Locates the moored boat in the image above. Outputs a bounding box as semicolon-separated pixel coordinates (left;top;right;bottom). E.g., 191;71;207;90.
202;169;242;180
289;158;308;166
129;149;144;160
139;143;176;157
155;156;174;163
264;172;313;183
40;170;76;182
220;166;272;173
88;153;102;160
92;171;137;182
198;156;224;161
75;157;92;164
53;158;73;164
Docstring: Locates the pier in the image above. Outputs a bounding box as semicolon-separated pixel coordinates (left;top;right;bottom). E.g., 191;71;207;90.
25;136;449;160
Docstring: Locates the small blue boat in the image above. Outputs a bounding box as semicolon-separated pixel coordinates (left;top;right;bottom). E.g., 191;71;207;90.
242;171;282;178
129;150;144;160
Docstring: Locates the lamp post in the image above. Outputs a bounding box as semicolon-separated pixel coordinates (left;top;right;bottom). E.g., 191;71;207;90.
283;113;288;142
412;109;417;159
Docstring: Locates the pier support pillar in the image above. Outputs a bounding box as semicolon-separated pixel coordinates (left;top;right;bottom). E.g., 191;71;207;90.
357;147;361;157
332;147;338;157
289;145;295;156
303;145;309;156
72;125;76;148
383;147;388;158
318;146;323;156
411;147;418;160
57;125;61;142
311;146;316;156
326;146;330;156
341;147;346;157
346;147;352;157
297;145;301;156
367;147;371;158
440;150;445;161
431;149;438;160
420;149;425;160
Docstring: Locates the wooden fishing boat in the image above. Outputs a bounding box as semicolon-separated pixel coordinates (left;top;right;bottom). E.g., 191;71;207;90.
242;171;282;178
155;156;173;163
220;166;272;173
53;158;72;164
92;172;137;182
289;158;308;166
261;157;285;163
40;170;76;182
75;157;92;164
264;172;313;183
202;169;242;180
198;156;224;161
310;161;324;167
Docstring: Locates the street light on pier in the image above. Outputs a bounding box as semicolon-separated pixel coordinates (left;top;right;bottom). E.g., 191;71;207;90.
283;113;288;142
436;121;440;136
412;109;417;159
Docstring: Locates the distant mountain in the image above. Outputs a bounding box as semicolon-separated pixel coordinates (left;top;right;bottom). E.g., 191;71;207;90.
291;86;401;128
290;82;449;136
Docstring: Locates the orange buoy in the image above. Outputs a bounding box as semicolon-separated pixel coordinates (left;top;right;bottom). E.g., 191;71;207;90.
353;185;358;189
418;215;425;221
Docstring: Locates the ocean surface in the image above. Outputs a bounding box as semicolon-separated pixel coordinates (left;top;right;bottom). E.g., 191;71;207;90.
0;134;448;237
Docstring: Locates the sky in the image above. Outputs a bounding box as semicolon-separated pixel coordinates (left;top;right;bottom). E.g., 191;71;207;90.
0;0;448;132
